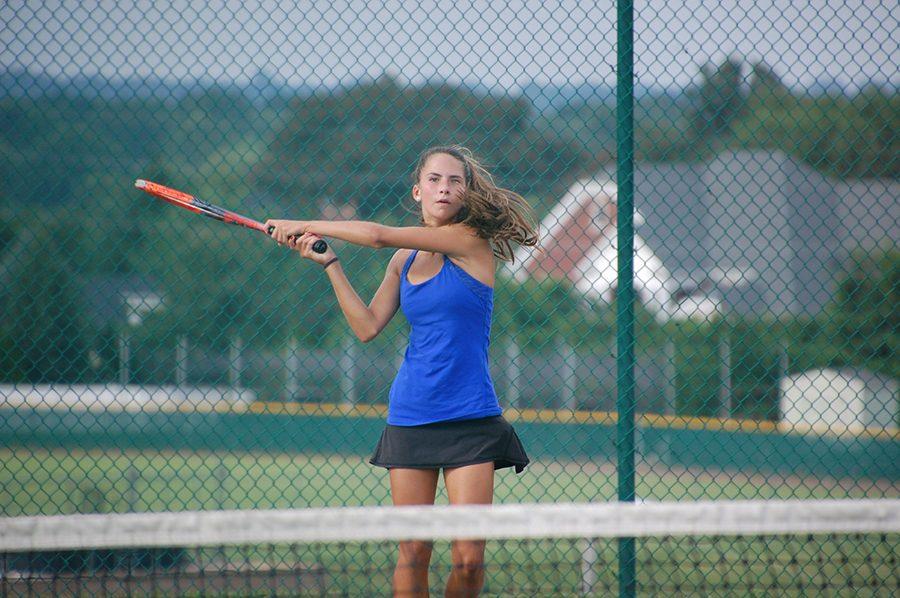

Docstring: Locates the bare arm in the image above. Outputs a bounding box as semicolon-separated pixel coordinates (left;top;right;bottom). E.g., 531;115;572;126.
266;219;484;259
327;252;404;343
292;234;404;342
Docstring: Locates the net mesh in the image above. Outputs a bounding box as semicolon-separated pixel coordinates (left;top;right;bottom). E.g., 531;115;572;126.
3;499;898;597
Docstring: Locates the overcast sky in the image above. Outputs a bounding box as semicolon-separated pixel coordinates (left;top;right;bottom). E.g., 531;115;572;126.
2;1;896;92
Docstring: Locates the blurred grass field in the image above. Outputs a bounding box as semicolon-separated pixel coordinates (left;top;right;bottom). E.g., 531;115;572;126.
1;447;894;517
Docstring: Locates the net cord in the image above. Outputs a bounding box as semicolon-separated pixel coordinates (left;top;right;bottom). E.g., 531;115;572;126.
2;499;897;552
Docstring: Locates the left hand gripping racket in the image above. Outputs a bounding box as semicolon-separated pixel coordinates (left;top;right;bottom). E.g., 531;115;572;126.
134;179;327;253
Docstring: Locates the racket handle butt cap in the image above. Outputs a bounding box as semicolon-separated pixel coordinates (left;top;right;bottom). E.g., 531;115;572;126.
266;226;327;253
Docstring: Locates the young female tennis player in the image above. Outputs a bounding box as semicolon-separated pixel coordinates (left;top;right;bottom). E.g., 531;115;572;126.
267;145;537;597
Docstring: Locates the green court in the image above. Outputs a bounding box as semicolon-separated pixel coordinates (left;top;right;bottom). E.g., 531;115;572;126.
2;446;894;518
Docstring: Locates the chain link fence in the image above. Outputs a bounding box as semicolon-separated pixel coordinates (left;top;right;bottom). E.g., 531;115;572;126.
1;0;897;593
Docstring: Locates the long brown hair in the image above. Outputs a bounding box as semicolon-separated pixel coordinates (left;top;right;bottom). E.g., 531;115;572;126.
412;145;538;262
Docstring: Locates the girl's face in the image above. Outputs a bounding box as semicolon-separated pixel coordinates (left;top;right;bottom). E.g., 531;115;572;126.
413;153;467;226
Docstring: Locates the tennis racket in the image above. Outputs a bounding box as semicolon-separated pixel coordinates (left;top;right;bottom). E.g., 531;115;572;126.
134;179;327;253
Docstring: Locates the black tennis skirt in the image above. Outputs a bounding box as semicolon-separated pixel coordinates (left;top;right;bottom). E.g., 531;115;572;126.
369;415;529;473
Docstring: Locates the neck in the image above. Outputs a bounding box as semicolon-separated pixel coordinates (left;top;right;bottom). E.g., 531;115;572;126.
422;216;451;227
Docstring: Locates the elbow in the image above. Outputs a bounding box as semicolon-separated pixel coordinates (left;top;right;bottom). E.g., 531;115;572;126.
356;331;377;343
348;309;381;343
355;324;379;343
369;223;388;249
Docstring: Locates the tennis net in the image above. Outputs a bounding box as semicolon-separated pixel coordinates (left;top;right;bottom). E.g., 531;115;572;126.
2;499;898;596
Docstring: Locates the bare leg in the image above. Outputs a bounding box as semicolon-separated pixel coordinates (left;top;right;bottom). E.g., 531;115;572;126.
443;462;494;597
390;468;440;597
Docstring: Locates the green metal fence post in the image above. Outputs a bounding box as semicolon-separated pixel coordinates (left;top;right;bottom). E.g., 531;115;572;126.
616;1;636;596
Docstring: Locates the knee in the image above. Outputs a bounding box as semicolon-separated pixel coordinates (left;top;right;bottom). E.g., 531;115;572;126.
398;540;433;566
452;541;486;576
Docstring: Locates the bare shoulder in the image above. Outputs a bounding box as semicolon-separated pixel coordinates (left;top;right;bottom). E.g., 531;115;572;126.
447;222;485;244
455;226;493;260
447;233;496;287
386;248;413;276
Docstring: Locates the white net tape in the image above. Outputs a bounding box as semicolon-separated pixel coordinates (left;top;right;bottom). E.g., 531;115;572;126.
3;498;898;552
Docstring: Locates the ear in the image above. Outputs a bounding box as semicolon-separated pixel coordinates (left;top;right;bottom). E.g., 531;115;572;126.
412;184;421;202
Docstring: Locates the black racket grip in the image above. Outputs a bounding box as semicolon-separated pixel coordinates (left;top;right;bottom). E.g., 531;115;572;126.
266;225;328;254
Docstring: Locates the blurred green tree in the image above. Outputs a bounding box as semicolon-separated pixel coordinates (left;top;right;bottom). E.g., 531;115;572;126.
0;222;88;381
254;76;582;217
828;248;899;377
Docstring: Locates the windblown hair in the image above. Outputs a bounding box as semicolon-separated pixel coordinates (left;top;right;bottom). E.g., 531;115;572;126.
412;145;539;262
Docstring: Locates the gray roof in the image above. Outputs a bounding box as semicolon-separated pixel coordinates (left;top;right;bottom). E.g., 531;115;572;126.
633;162;707;283
621;150;894;316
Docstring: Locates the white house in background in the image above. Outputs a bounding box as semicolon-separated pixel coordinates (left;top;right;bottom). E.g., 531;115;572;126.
779;368;898;435
507;150;897;320
508;177;722;322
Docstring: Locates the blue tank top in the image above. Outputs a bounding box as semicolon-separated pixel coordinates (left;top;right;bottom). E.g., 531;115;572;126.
387;250;502;426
